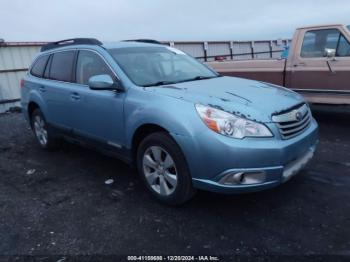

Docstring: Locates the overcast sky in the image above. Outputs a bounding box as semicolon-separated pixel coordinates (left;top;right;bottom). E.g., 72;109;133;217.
1;0;350;42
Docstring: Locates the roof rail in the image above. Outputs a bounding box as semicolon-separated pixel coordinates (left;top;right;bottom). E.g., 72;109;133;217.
41;38;102;52
123;39;163;45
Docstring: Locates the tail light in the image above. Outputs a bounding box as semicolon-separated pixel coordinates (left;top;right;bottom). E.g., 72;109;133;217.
20;79;24;88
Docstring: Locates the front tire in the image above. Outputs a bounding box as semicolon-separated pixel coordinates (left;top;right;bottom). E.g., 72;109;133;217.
137;132;196;205
30;108;59;150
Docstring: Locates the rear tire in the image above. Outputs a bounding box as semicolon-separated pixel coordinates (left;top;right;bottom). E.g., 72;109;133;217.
30;108;59;150
137;132;196;205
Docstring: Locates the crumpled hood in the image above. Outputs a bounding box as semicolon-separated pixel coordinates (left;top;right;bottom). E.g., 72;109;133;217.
144;76;304;123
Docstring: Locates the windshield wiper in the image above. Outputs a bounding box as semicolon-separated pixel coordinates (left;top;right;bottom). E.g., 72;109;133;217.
142;75;222;87
177;75;221;83
142;81;175;87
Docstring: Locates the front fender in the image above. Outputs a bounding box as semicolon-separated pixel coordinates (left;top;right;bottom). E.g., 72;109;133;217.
124;93;207;178
124;89;205;150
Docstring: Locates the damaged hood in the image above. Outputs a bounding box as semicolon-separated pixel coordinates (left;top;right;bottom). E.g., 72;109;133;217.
145;76;304;123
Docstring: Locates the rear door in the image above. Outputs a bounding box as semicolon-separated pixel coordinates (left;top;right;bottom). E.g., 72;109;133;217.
70;50;126;149
26;54;50;107
288;27;350;93
43;50;77;130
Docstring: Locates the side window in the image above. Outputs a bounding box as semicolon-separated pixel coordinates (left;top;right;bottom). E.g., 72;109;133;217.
76;50;114;85
30;55;49;77
337;35;350;57
43;55;52;79
301;29;340;58
49;51;75;82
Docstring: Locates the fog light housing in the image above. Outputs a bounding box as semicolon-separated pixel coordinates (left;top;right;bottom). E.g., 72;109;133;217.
218;171;266;185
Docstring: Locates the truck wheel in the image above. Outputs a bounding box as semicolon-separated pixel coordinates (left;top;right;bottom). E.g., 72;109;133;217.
30;108;59;150
137;132;196;205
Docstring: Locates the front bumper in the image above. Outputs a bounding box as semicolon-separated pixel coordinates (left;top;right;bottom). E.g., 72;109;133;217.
192;144;316;194
173;118;318;194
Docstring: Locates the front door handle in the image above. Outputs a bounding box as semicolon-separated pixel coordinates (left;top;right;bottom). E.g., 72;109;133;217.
326;61;336;74
293;62;306;67
70;92;80;100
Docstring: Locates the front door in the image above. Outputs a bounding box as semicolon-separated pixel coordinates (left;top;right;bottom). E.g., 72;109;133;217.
288;27;350;94
70;50;126;149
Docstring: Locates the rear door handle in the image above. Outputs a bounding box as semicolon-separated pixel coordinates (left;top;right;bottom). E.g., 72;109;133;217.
70;92;80;100
39;86;46;93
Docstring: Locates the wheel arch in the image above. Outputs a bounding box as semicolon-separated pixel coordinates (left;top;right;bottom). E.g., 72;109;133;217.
27;90;48;122
28;101;40;121
131;123;170;161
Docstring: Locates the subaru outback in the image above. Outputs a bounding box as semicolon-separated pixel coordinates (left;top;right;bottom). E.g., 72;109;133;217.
21;38;318;205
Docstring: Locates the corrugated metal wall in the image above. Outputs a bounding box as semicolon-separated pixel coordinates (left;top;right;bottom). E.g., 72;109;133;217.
167;39;290;61
0;43;41;113
0;39;290;113
206;42;230;62
170;42;206;61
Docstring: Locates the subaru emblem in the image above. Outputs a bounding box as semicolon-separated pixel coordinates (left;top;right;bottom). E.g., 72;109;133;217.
295;111;303;121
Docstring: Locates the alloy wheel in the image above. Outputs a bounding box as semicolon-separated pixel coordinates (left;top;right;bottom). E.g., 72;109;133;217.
142;146;178;196
33;115;48;146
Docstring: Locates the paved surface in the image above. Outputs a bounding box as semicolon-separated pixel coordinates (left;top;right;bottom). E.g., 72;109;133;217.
0;107;350;259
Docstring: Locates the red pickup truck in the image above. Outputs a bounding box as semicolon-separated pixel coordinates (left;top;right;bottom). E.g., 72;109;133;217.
208;24;350;105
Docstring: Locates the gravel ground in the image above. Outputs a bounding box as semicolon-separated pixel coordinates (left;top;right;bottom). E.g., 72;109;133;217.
0;107;349;260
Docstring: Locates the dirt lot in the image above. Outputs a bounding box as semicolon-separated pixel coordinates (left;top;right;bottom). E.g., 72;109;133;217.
0;107;350;260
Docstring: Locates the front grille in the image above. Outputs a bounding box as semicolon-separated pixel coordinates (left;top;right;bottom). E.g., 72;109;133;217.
272;104;311;139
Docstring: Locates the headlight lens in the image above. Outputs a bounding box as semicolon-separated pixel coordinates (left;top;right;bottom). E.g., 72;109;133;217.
195;104;273;139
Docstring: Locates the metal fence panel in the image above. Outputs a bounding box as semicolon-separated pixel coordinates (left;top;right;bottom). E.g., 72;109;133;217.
207;42;231;61
254;42;271;59
173;43;205;61
232;41;253;60
0;46;40;71
0;44;41;113
0;71;26;112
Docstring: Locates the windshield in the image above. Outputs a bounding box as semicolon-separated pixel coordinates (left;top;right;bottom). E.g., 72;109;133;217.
109;46;218;86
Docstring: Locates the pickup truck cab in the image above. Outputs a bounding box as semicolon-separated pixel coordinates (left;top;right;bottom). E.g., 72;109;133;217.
208;24;350;105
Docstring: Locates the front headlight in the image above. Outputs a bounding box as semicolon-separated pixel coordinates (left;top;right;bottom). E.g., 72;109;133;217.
195;104;273;139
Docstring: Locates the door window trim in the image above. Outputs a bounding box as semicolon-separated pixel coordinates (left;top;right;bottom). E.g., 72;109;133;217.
48;50;76;83
29;48;121;86
30;54;50;78
298;28;350;60
335;34;350;57
74;49;121;87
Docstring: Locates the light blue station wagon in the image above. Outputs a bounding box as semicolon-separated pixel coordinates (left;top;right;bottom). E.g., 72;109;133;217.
21;38;318;205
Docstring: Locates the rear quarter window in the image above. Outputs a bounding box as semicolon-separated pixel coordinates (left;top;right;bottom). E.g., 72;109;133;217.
30;55;49;77
49;51;75;82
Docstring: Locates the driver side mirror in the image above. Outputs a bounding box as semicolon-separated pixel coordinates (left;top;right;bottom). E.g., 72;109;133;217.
88;74;123;91
324;48;336;59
